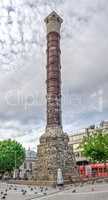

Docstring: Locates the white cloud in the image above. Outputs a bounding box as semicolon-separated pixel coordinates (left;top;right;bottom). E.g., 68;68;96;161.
0;0;108;150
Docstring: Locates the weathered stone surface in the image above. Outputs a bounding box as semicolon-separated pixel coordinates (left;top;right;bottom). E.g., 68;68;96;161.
34;12;78;184
46;31;61;128
44;11;63;34
34;128;77;183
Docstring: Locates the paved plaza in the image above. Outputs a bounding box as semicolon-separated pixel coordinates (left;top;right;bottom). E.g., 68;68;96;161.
0;181;108;200
0;182;57;200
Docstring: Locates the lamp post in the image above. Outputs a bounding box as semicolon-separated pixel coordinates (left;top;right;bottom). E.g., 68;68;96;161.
13;151;17;179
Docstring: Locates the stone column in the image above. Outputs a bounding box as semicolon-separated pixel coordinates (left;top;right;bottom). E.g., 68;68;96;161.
45;11;63;129
34;12;78;185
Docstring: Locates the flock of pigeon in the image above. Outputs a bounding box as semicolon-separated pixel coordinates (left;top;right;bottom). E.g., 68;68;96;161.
0;183;49;200
0;181;98;199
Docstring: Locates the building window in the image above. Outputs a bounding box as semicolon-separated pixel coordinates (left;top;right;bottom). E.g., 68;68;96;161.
24;163;27;169
75;152;80;158
29;163;32;170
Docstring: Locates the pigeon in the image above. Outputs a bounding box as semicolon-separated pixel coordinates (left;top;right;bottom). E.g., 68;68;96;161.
43;190;47;195
22;190;27;195
45;187;48;191
1;195;6;199
21;189;24;193
72;189;76;193
3;193;7;196
30;187;33;191
40;187;43;192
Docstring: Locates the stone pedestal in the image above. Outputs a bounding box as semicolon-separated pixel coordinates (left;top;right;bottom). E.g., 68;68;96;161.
34;127;77;184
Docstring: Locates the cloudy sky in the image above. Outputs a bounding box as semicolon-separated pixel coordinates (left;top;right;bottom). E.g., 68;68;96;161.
0;0;108;150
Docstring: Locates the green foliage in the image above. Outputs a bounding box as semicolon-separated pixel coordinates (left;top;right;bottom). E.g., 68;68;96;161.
81;130;108;163
0;140;25;173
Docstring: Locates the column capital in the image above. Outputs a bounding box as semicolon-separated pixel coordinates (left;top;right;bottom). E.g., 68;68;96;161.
44;11;63;34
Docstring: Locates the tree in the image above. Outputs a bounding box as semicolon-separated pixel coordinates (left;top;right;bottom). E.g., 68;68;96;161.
0;140;25;175
81;130;108;163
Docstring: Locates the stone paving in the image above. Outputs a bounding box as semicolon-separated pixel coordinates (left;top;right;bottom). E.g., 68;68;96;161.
0;181;108;200
0;182;57;200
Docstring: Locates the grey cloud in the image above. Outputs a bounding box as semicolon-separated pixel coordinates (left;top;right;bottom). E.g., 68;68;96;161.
0;0;108;149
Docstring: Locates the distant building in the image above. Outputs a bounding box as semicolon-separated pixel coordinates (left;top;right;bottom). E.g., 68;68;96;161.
16;149;36;180
69;120;108;165
69;130;89;165
100;121;108;130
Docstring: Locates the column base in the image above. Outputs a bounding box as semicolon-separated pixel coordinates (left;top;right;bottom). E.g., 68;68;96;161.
34;127;78;184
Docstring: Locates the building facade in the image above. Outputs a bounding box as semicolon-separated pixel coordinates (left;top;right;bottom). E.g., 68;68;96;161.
69;130;90;165
69;121;108;165
15;149;36;180
100;120;108;130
